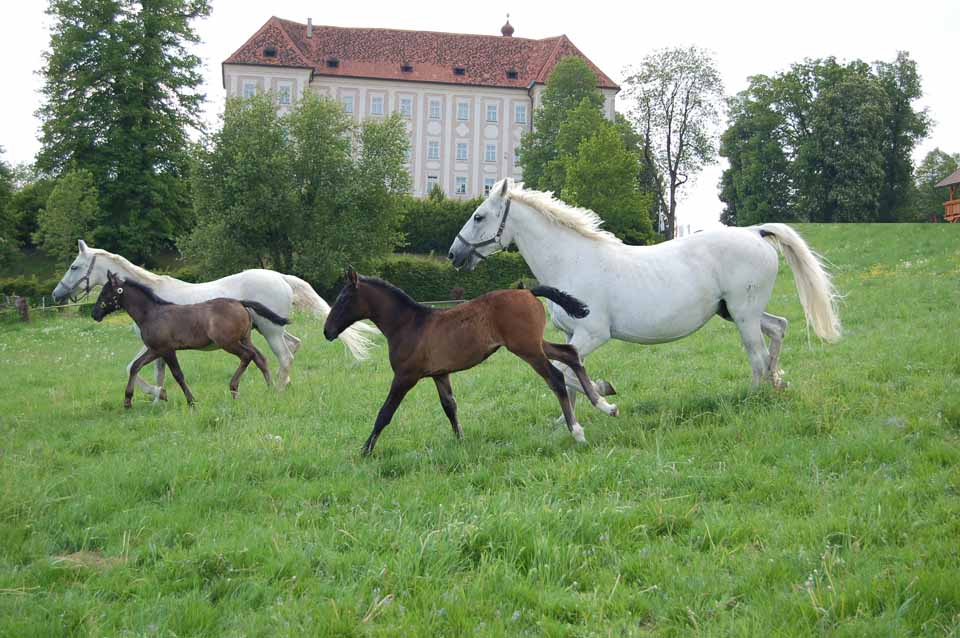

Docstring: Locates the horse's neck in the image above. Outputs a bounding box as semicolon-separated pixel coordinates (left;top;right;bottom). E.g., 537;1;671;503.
511;204;599;285
119;289;156;327
364;287;424;342
100;253;183;295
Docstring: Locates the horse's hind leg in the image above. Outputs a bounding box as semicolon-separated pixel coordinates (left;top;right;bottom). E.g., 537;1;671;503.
243;337;273;388
433;374;463;440
761;312;788;389
162;352;196;405
258;320;293;389
734;316;770;389
125;350;161;408
521;354;586;444
543;342;618;417
283;331;302;355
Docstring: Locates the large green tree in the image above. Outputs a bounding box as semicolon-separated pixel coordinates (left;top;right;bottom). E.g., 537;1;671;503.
719;53;929;224
36;0;210;260
33;169;101;263
622;47;725;239
0;148;16;268
183;93;410;290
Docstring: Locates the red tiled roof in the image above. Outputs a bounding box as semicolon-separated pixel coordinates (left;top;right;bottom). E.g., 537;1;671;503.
223;17;619;91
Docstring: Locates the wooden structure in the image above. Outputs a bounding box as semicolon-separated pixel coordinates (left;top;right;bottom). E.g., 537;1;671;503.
936;168;960;222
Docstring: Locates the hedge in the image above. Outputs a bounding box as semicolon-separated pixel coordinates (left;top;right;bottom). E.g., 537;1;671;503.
398;195;483;255
0;274;62;300
372;252;534;302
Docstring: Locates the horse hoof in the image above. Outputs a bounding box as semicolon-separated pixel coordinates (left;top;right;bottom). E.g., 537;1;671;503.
158;389;168;401
596;380;617;396
572;424;587;444
123;402;132;409
609;404;619;417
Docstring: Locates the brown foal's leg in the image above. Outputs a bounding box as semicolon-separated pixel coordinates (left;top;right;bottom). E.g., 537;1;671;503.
362;376;417;456
125;350;161;408
520;354;586;443
434;374;463;440
220;342;254;398
542;342;618;416
162;352;196;405
244;338;273;387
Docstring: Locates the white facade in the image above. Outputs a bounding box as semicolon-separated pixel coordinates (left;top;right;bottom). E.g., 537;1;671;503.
224;64;617;199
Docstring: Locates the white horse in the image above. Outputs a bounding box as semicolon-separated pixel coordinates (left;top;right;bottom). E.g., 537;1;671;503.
449;179;841;432
53;240;378;399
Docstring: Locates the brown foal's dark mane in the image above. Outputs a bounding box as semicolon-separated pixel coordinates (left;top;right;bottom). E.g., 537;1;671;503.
119;279;173;306
360;276;431;314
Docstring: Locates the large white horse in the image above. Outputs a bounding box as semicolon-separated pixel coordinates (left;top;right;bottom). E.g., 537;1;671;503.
53;241;378;399
449;179;841;428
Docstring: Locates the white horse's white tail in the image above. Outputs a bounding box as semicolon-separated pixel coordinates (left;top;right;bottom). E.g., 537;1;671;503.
756;223;842;342
282;274;380;360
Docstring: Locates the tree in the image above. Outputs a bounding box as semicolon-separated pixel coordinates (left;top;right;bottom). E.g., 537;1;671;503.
561;126;655;244
719;53;929;224
0;148;15;268
912;148;960;221
623;47;725;238
518;56;605;191
183;93;410;290
37;0;210;260
34;169;100;263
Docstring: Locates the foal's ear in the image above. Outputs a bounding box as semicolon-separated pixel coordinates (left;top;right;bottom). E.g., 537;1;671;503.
347;267;359;288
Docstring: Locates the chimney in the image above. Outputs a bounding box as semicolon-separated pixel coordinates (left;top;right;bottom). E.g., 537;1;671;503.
307;18;313;38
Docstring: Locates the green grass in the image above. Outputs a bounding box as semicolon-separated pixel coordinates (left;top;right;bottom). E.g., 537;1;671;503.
1;224;959;637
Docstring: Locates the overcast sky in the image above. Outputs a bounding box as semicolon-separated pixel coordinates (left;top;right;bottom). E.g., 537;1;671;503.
2;0;957;230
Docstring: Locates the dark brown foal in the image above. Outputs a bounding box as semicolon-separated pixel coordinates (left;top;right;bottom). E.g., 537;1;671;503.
323;268;617;456
92;271;285;407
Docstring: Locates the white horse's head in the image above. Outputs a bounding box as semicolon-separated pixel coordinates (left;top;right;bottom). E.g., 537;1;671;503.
52;240;107;302
448;178;516;271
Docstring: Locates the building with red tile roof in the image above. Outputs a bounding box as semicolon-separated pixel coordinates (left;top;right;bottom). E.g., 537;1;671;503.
223;16;618;198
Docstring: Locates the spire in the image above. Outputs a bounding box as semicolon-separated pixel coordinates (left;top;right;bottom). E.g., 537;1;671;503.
501;13;514;37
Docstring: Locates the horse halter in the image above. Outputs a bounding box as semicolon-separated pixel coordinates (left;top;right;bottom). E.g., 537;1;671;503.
58;254;98;302
456;198;512;261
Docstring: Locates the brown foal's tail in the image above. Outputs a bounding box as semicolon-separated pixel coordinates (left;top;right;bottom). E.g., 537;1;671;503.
529;286;589;318
241;300;290;326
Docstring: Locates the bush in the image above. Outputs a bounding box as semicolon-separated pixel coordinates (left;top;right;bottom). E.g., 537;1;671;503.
398;194;483;255
371;252;533;301
0;274;62;300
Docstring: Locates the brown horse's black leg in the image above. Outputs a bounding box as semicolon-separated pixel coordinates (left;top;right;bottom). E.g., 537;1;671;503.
245;339;272;387
521;355;584;442
542;342;618;416
229;357;253;398
125;350;160;408
434;374;463;440
162;352;196;406
362;376;416;456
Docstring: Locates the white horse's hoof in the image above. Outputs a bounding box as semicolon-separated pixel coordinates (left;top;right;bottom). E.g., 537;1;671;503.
596;379;617;396
571;424;587;443
598;398;619;417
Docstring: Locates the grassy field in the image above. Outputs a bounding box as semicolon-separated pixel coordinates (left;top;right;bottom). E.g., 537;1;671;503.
1;224;959;637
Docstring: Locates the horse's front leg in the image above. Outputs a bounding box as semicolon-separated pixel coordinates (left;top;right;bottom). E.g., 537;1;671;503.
125;350;160;408
362;376;417;456
127;345;165;400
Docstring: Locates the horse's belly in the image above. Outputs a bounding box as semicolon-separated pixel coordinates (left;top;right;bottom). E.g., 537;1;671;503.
610;303;717;344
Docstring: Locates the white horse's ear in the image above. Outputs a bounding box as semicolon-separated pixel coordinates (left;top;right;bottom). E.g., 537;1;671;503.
499;179;509;198
78;239;88;253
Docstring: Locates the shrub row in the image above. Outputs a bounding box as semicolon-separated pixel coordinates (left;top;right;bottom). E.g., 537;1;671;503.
372;252;534;302
0;275;62;300
397;195;483;255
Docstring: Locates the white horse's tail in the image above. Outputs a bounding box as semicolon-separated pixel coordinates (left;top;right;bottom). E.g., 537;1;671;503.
282;274;380;360
756;223;842;342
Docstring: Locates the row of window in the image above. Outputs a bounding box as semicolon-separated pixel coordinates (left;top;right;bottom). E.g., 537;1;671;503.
426;176;504;196
343;95;527;124
240;82;530;125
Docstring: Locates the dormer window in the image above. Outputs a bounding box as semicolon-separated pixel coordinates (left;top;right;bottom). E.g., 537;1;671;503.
453;66;466;76
326;58;340;69
263;47;277;58
401;64;413;73
506;69;518;80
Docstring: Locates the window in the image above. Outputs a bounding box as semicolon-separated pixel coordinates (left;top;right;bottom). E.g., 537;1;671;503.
371;96;384;115
506;69;518;80
263;47;277;58
242;81;257;99
457;102;470;121
455;176;467;194
456;143;468;162
486;104;498;122
342;95;354;113
515;103;527;124
513;147;521;166
277;82;292;105
426;175;439;192
427;141;440;160
453;66;466;76
429;99;441;120
485;143;497;163
484;177;496;196
399;97;412;118
401;64;413;73
326;58;340;68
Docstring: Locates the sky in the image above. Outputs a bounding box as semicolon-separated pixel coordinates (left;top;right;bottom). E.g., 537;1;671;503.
2;0;957;231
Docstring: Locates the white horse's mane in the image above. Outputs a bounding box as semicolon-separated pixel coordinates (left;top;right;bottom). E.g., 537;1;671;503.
91;248;169;285
507;182;623;245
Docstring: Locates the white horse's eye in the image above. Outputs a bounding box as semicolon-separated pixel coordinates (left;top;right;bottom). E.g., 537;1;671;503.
474;214;485;222
70;265;78;270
